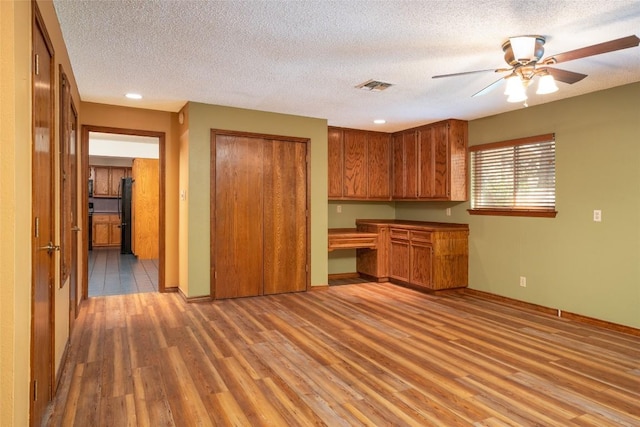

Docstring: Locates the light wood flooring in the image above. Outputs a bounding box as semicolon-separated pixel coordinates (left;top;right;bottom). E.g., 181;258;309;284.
47;283;640;426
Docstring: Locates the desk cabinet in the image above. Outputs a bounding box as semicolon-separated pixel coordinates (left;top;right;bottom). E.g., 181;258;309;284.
356;220;468;290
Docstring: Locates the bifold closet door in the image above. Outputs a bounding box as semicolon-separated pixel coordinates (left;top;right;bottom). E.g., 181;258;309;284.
212;132;309;299
214;135;264;299
263;139;307;295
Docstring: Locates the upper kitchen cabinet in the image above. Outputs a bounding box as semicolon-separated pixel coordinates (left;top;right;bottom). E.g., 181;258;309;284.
328;127;391;200
91;165;132;197
393;119;468;201
391;130;418;199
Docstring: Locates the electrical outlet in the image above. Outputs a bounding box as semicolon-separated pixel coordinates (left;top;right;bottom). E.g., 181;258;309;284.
446;208;451;216
336;205;342;213
593;210;602;222
519;276;527;287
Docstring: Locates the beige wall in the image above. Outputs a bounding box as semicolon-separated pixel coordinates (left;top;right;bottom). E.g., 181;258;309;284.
183;102;328;297
397;83;640;329
1;1;82;424
80;102;180;289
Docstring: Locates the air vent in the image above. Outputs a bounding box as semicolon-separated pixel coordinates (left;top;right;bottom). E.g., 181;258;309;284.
355;79;394;92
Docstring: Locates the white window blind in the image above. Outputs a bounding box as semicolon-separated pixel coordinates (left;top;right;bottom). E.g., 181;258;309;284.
470;133;556;216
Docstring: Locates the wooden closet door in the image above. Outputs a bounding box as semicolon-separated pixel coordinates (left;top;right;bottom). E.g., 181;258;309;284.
214;135;264;299
263;139;308;295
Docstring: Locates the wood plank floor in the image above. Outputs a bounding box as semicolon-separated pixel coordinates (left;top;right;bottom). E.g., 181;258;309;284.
46;283;640;426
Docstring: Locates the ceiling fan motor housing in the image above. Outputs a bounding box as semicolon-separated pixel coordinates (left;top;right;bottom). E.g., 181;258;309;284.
502;36;546;66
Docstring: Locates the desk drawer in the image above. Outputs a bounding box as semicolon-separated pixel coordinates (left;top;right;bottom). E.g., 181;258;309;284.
389;228;409;240
410;230;432;243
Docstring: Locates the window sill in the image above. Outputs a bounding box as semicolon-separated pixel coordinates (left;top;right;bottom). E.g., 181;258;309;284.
468;209;557;218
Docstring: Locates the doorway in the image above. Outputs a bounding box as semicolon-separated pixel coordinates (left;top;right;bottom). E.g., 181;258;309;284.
81;126;166;299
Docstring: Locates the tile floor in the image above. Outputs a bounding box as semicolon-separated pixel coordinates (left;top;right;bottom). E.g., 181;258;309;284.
88;248;158;297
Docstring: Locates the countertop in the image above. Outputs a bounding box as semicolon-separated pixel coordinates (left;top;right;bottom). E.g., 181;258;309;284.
355;219;469;231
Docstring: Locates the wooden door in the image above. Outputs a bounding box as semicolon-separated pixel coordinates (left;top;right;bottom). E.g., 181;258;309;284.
367;132;391;199
132;158;159;259
60;68;80;330
263;139;308;294
343;129;367;198
31;9;55;425
327;127;343;198
213;135;264;299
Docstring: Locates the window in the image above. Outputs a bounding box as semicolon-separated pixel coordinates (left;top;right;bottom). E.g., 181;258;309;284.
469;133;557;218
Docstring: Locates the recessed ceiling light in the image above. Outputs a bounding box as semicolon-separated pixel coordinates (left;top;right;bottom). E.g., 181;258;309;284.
373;119;386;124
125;93;142;100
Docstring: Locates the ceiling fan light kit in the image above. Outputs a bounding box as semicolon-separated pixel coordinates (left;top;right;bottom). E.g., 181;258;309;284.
433;34;640;104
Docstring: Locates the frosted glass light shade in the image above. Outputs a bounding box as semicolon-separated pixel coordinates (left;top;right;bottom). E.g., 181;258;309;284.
536;74;559;94
504;75;522;95
510;36;536;62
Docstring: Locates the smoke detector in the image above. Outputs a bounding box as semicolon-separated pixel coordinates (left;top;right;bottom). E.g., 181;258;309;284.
355;79;394;92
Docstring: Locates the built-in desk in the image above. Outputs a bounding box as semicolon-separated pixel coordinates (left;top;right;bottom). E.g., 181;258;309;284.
328;228;378;251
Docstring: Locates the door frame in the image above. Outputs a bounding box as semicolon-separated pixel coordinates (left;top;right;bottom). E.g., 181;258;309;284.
81;125;166;299
210;129;311;298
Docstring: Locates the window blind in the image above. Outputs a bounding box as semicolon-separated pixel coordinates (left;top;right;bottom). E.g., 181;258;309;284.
470;134;556;213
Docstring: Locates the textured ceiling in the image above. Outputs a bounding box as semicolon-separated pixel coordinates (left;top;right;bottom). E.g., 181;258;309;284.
53;0;640;132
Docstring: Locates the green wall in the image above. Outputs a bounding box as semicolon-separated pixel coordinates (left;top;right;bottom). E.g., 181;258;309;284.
398;83;640;329
186;102;328;296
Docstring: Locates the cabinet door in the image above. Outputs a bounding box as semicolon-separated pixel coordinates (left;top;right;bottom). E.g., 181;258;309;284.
109;167;127;197
367;132;391;199
404;132;418;198
327;127;343;199
392;131;417;198
110;222;121;246
432;124;449;198
93;221;110;246
410;241;433;288
389;238;410;282
93;166;110;197
392;134;404;198
343;129;367;198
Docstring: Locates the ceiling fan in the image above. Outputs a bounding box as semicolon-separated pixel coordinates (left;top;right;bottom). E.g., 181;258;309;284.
433;34;640;102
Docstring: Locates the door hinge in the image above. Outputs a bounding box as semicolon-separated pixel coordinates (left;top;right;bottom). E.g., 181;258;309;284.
35;217;39;238
35;54;39;75
305;264;309;273
33;380;37;401
214;271;217;279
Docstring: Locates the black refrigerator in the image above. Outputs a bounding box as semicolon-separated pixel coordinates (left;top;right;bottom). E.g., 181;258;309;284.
119;177;134;254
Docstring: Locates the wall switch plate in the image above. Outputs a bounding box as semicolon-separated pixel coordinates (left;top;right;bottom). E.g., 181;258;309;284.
336;205;342;213
519;276;527;287
446;208;451;216
593;210;602;222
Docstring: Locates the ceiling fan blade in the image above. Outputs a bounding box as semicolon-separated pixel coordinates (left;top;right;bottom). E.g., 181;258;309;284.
543;67;588;84
472;77;505;97
543;35;640;65
432;68;500;79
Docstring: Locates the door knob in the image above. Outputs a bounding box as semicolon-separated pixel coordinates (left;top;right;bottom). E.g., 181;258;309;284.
39;241;60;253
